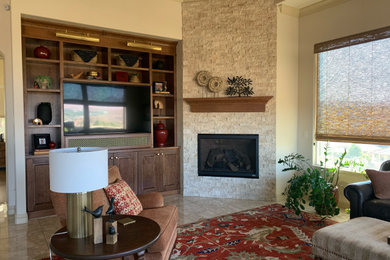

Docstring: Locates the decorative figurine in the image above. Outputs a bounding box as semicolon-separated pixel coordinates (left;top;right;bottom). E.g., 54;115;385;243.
106;197;115;221
32;118;43;125
105;197;118;245
83;205;104;218
83;205;104;244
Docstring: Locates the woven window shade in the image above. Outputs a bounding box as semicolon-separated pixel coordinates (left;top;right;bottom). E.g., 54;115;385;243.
315;27;390;144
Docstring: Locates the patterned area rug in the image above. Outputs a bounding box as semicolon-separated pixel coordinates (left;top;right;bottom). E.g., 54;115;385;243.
170;204;337;260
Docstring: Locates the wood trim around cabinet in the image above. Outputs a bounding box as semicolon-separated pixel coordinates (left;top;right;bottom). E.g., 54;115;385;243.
184;96;273;113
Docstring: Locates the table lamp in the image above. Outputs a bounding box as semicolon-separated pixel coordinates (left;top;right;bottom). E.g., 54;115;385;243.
49;147;108;239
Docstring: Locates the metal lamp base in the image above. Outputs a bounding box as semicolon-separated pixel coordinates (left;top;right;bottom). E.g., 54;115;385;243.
66;192;93;238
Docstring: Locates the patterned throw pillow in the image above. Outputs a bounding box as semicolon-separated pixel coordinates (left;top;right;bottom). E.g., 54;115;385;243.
104;179;143;215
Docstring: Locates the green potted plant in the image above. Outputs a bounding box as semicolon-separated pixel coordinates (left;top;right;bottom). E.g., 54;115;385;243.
278;146;350;218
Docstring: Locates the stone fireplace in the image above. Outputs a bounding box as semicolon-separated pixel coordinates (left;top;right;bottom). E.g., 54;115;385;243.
181;0;276;200
198;134;259;178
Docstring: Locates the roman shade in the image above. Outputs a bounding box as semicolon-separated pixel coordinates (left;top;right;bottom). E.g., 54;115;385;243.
315;25;390;144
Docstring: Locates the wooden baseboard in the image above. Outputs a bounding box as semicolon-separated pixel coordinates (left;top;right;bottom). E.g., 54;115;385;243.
28;208;55;219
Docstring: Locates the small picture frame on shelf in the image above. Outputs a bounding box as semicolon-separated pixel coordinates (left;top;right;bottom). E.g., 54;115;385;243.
153;81;169;94
33;134;51;149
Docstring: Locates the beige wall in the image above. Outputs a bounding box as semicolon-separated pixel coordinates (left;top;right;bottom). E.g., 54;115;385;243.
0;0;16;217
182;0;277;200
6;0;182;224
276;5;299;202
298;0;390;159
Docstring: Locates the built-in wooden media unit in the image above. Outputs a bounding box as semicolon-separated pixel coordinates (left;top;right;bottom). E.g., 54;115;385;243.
22;19;180;218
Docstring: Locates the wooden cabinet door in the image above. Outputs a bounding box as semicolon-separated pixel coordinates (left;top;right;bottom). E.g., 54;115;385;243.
161;148;180;191
108;152;115;166
138;150;160;194
26;157;53;212
114;151;138;194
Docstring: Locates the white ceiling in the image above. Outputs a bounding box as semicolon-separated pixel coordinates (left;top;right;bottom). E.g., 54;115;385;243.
281;0;323;9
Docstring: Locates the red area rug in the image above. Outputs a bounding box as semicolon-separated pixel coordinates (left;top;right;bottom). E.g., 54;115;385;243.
170;203;337;260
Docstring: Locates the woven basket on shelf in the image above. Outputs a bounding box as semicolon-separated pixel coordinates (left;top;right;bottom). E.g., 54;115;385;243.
72;50;97;63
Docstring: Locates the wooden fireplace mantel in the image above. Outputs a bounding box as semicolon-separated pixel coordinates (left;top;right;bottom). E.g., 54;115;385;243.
183;96;273;113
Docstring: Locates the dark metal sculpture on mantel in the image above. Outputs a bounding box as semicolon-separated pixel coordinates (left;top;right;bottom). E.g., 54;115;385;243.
226;76;254;97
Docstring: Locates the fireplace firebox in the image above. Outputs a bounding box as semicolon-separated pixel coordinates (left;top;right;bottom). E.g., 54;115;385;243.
198;134;259;178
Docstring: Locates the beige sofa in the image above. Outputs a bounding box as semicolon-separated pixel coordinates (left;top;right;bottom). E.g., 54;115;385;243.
50;166;178;260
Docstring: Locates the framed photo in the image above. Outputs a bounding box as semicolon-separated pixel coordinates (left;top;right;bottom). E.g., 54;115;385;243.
153;81;165;93
33;134;51;149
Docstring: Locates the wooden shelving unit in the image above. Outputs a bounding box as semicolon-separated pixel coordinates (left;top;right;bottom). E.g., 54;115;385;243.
22;18;180;218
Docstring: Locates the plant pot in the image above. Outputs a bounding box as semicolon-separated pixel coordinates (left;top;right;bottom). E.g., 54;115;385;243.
315;186;339;216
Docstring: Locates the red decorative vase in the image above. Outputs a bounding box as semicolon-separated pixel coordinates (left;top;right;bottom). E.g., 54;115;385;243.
154;122;168;147
49;141;56;149
34;45;50;59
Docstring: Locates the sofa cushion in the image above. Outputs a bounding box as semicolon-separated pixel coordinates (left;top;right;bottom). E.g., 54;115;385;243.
139;205;178;253
365;169;390;199
363;199;390;221
104;179;143;215
108;165;122;184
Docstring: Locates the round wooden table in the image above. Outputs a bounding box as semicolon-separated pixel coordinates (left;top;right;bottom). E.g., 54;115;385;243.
50;215;161;260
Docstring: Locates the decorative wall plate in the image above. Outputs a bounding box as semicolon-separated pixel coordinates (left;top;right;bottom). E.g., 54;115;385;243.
208;77;223;93
196;71;211;87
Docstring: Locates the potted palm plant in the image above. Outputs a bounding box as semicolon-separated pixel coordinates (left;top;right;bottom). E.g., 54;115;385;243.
278;146;349;217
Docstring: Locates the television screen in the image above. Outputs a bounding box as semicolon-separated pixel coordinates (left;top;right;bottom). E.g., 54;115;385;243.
63;82;151;135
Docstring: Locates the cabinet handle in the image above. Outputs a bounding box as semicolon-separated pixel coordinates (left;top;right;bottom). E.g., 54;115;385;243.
161;152;164;156
156;153;160;156
110;156;114;160
115;156;119;160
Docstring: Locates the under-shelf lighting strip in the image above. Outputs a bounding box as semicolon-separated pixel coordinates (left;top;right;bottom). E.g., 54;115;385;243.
126;41;162;51
55;32;100;43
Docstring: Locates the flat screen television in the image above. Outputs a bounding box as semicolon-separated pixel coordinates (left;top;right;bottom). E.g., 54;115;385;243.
63;82;151;135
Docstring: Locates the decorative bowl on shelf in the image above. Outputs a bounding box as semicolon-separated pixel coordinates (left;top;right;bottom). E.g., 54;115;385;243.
72;50;97;63
34;46;51;59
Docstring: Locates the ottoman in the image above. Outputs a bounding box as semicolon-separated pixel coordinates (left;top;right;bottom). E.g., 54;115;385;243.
312;217;390;260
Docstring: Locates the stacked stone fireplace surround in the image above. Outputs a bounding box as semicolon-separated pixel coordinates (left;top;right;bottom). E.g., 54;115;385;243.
182;0;276;200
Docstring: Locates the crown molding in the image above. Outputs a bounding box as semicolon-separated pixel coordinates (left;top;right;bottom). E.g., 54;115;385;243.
277;4;299;17
299;0;352;17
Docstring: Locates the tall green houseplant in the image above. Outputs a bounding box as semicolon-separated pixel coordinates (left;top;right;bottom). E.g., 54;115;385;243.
278;147;349;217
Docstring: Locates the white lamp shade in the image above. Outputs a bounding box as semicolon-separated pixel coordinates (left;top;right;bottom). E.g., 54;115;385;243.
49;147;108;193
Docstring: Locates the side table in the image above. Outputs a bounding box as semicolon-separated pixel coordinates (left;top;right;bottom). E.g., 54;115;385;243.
50;215;161;260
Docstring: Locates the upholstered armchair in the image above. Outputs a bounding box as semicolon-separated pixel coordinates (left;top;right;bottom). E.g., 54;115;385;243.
344;160;390;221
50;166;178;260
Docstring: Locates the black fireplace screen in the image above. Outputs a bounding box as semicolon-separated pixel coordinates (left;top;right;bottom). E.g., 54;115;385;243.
198;134;259;178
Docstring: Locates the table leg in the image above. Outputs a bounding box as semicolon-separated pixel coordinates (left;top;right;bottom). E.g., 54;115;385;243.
135;250;145;260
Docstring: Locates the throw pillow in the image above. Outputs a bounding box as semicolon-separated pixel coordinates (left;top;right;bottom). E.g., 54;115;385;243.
365;169;390;199
104;179;143;215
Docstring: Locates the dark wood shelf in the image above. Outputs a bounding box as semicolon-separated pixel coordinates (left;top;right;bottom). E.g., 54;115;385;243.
27;124;61;128
25;57;60;63
153;116;174;120
152;93;174;98
152;69;174;74
64;60;108;67
62;78;150;86
26;89;61;93
111;65;149;71
184;96;273;112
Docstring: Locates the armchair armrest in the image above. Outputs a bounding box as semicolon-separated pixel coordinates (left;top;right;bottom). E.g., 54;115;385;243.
138;192;164;209
344;180;375;219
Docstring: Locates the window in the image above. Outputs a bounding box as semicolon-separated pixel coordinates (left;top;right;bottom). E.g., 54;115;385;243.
315;26;390;169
